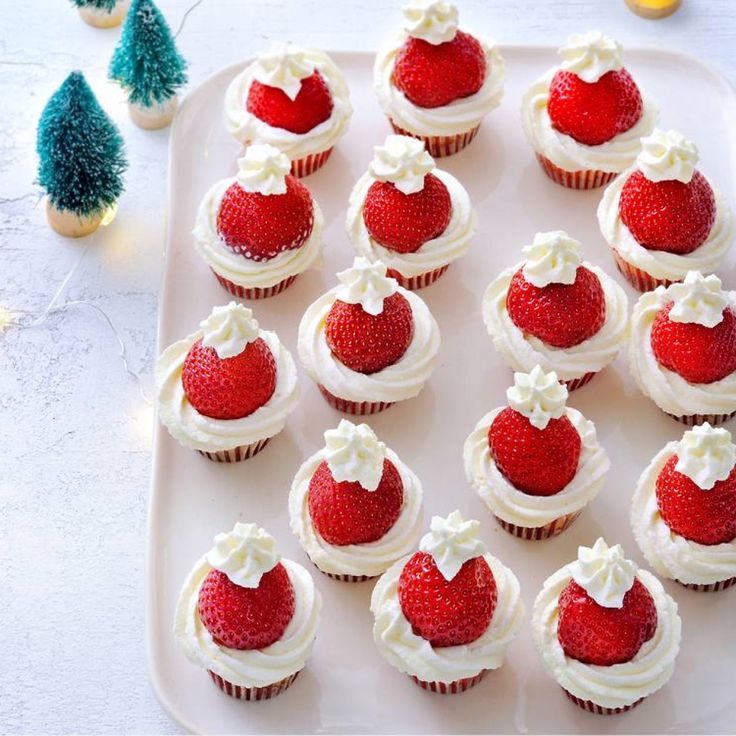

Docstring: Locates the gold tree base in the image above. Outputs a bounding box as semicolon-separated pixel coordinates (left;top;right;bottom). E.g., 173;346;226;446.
46;200;103;238
625;0;682;19
78;0;130;28
128;96;179;131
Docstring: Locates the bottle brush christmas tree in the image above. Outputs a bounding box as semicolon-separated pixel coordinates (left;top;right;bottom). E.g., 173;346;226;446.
108;0;188;130
71;0;130;29
37;71;127;238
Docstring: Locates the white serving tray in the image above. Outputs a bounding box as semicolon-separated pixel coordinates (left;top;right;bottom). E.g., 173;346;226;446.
147;48;736;734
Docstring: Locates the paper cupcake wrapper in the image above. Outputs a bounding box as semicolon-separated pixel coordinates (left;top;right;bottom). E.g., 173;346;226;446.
495;511;581;540
212;270;298;299
564;371;597;392
318;384;394;415
208;669;300;701
198;438;270;463
564;688;644;715
535;154;617;190
410;669;488;694
291;148;333;178
311;562;376;583
611;249;675;293
676;576;736;592
390;120;480;158
667;411;736;427
386;264;449;291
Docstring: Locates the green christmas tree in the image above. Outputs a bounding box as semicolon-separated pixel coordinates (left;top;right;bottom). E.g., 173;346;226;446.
36;72;127;217
70;0;119;9
108;0;188;107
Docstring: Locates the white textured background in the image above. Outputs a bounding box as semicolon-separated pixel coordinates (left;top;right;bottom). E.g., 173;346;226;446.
0;0;733;732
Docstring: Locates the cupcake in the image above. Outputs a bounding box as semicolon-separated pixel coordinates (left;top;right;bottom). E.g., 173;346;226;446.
156;302;299;462
483;231;629;390
374;0;504;158
632;423;736;592
598;128;734;292
193;144;323;299
174;522;321;700
371;510;524;693
345;134;476;290
522;31;657;189
629;271;736;425
464;365;609;540
298;257;440;415
532;538;681;714
289;419;423;582
224;44;352;177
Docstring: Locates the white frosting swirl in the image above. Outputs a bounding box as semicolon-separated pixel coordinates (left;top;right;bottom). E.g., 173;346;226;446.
250;44;314;101
419;511;486;581
323;419;386;491
298;285;440;404
464;407;608;528
374;32;504;137
632;442;736;585
566;538;635;608
174;556;321;688
676;423;736;490
558;31;623;84
482;262;629;382
236;144;290;195
598;168;733;281
289;447;424;578
193;178;323;289
156;328;299;452
369;135;435;195
668;271;728;328
532;566;680;710
402;0;458;44
206;522;280;588
334;257;398;317
522;231;582;288
371;552;524;683
346;167;476;278
200;302;259;359
506;365;568;430
522;70;658;174
637;129;698;184
628;286;736;417
225;48;352;159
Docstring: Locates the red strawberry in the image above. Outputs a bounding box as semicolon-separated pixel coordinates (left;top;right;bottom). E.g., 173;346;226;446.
393;31;486;108
547;69;643;146
182;338;276;420
307;459;404;545
362;175;451;253
325;292;414;374
216;176;314;261
398;552;496;647
506;266;606;348
246;70;333;134
619;170;716;254
557;579;657;666
198;565;295;650
650;303;736;384
488;407;581;496
655;454;736;544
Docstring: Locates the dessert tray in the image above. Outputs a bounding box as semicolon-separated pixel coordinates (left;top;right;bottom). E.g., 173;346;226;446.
147;47;736;734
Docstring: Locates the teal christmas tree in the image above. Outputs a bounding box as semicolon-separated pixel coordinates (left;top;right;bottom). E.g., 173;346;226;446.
70;0;119;9
36;72;127;236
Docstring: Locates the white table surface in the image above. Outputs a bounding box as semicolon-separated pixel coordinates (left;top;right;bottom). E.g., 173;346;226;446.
1;0;733;732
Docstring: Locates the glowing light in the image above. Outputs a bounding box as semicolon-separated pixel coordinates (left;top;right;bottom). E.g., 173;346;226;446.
101;203;118;227
0;307;14;332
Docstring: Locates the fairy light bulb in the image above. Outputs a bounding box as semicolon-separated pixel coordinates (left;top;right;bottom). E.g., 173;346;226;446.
100;203;118;227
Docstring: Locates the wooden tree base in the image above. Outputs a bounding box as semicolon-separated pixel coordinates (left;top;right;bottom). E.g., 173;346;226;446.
46;200;103;238
78;0;130;28
625;0;682;19
128;96;178;131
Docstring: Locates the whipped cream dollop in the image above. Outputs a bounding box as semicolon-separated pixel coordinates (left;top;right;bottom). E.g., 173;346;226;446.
251;44;314;100
335;257;399;316
566;538;636;608
368;135;435;195
507;365;568;430
200;302;259;359
558;31;623;84
522;231;582;288
402;0;458;44
206;522;280;588
235;144;290;195
675;423;736;490
324;419;387;491
668;271;728;328
637;128;698;184
419;511;486;580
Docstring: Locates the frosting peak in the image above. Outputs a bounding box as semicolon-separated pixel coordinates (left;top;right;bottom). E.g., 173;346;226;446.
558;31;623;84
419;510;486;581
206;522;280;588
667;271;728;328
323;419;387;491
567;538;636;608
236;144;291;195
335;257;399;316
402;0;458;45
252;44;314;101
368;135;435;195
507;364;568;430
200;302;260;359
637;129;699;184
675;423;736;490
522;231;582;287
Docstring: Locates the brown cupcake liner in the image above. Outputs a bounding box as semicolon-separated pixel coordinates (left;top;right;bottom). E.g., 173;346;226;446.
311;562;376;583
495;511;581;540
208;669;300;701
667;411;736;427
390;120;480;158
535;153;617;190
318;384;394;415
198;438;270;463
564;688;644;715
410;669;488;694
611;249;676;293
564;371;597;392
291;147;333;177
386;264;449;291
676;576;736;592
212;270;298;299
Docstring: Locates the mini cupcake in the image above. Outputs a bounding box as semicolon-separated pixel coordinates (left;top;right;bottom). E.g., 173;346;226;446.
532;538;681;714
224;44;352;177
598;128;734;292
374;0;504;158
464;365;609;540
522;31;657;189
346;135;476;290
193;144;323;299
483;231;629;390
371;510;524;693
156;302;299;462
174;522;321;701
298;257;440;415
632;423;736;592
289;419;423;582
629;271;736;425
